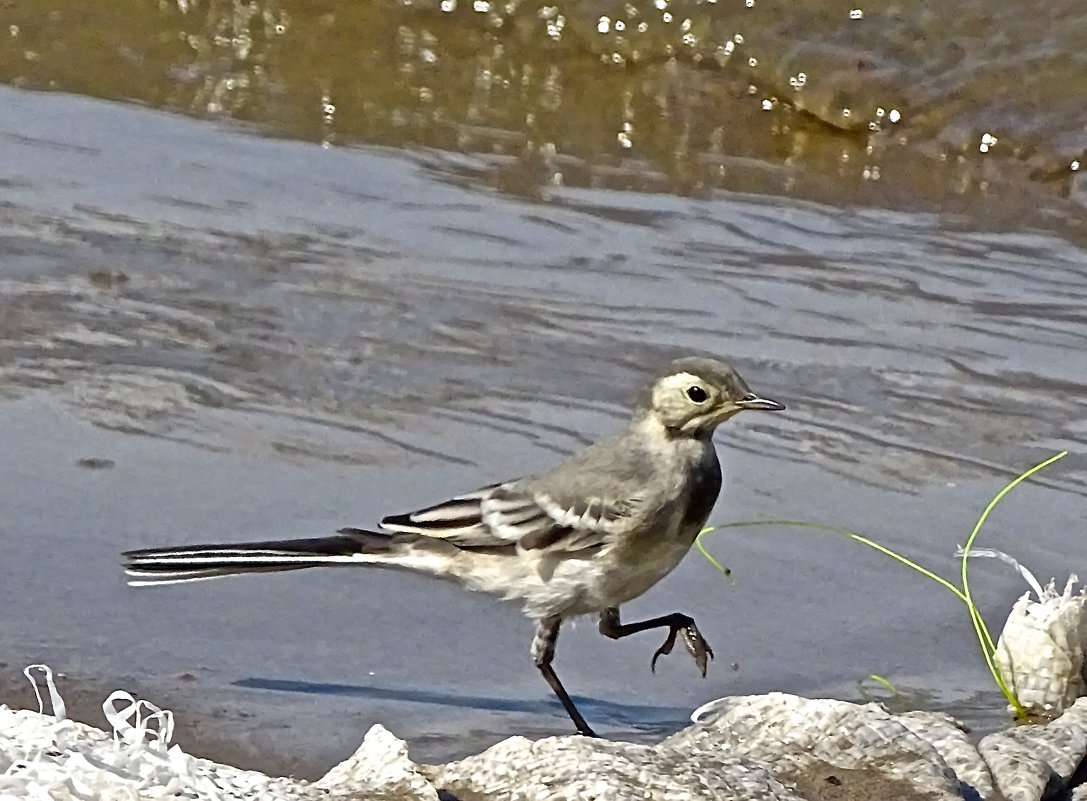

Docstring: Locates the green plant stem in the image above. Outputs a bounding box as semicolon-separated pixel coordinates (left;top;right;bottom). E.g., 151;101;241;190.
858;673;900;698
699;519;969;605
694;534;733;581
959;450;1068;717
697;450;1068;721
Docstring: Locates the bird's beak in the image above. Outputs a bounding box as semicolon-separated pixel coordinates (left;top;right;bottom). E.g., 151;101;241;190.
737;393;785;412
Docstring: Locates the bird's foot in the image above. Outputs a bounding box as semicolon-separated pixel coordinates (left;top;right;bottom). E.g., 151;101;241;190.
650;615;714;677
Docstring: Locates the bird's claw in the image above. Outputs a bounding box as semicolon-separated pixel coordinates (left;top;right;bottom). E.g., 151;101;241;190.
650;618;714;676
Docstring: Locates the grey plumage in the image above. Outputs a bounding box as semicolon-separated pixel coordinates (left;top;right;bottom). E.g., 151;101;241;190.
123;356;784;735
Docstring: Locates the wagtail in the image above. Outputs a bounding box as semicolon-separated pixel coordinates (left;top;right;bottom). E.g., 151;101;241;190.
123;356;784;736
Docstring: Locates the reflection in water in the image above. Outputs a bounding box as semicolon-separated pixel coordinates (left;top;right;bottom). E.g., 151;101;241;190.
1;0;1085;217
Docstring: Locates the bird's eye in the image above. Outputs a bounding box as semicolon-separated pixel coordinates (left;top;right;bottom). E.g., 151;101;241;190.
686;385;708;403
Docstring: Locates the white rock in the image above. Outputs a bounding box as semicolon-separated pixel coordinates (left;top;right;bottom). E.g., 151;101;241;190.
317;724;439;800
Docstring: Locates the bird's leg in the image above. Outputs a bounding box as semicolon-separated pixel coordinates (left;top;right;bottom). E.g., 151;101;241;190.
532;616;597;737
599;607;714;676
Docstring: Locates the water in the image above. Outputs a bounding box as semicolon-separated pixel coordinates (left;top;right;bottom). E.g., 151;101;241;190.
2;0;1087;217
1;0;1085;779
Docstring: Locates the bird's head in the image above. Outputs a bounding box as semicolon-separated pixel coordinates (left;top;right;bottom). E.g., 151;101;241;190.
635;356;785;437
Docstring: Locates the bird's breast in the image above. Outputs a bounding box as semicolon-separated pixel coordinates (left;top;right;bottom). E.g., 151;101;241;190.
590;532;695;608
680;447;723;530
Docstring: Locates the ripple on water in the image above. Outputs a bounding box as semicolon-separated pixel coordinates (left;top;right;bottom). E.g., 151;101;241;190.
0;186;1084;496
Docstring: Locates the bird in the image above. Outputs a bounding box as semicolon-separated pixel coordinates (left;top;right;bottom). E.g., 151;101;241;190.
122;356;784;736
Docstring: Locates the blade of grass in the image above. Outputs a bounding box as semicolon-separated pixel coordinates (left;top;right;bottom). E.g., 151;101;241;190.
699;520;967;604
697;450;1068;720
959;451;1068;717
695;529;733;582
857;673;900;699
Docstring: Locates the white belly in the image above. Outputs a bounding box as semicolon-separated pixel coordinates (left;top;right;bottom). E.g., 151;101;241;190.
446;524;699;620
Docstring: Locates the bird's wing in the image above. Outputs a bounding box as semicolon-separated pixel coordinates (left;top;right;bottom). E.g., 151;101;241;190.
380;480;643;553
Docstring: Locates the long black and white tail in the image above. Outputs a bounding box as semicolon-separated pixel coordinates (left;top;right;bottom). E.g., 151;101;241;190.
123;528;414;586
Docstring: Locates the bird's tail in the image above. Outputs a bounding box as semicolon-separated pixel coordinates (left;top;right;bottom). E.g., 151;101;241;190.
123;528;418;586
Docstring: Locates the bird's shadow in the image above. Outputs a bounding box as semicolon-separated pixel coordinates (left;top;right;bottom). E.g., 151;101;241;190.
233;676;692;735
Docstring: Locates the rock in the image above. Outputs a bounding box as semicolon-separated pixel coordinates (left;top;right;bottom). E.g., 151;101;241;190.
898;710;994;801
6;675;1087;801
979;697;1087;801
425;734;803;801
318;724;439;801
667;693;963;800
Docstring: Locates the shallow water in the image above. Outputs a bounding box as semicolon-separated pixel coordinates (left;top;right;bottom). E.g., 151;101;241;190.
0;7;1085;778
2;0;1087;218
